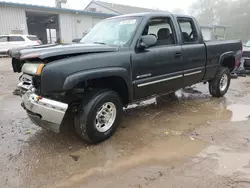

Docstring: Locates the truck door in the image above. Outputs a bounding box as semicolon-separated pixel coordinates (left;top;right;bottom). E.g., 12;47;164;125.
132;16;183;99
177;17;206;87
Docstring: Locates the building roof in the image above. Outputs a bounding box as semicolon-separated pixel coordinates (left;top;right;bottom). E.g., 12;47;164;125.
85;0;162;14
0;1;116;17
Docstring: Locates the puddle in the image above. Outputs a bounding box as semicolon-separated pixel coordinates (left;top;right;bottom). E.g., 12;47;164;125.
50;87;234;187
54;137;207;188
200;146;250;177
227;104;250;122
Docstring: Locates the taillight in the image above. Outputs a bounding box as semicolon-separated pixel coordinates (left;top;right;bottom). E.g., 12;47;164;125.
235;43;243;67
235;59;241;67
37;40;42;45
7;49;11;57
240;43;243;57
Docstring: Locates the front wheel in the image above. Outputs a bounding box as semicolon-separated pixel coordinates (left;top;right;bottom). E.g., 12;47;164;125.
209;67;231;98
75;89;123;144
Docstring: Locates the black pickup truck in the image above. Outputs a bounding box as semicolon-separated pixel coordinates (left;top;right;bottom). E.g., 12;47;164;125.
10;12;242;143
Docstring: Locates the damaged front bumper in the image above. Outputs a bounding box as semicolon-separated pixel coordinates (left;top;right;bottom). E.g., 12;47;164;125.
19;82;68;133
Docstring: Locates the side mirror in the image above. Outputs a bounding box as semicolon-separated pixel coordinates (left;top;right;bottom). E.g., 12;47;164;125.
138;35;157;49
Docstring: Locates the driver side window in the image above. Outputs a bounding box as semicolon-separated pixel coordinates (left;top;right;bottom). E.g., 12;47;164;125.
142;17;177;46
177;17;198;43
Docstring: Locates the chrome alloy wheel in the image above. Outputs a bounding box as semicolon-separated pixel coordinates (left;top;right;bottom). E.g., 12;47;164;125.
219;74;228;92
95;102;117;132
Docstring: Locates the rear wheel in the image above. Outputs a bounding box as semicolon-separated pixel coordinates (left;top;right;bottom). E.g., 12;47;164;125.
75;89;123;144
209;67;231;98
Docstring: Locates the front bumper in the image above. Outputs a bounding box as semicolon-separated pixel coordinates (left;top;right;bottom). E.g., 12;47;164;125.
22;89;68;133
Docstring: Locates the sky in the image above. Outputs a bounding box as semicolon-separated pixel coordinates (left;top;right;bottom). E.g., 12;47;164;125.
2;0;197;13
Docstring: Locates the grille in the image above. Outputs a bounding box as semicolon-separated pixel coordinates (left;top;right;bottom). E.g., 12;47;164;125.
20;74;41;94
21;74;32;85
242;51;250;57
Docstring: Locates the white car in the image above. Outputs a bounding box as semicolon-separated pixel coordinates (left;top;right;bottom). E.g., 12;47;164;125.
0;34;42;56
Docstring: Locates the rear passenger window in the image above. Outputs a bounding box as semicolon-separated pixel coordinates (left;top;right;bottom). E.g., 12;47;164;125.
177;18;198;43
27;36;39;41
0;36;8;42
142;17;176;46
10;36;25;42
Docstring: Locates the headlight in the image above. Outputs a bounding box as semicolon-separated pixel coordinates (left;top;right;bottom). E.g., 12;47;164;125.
21;63;45;76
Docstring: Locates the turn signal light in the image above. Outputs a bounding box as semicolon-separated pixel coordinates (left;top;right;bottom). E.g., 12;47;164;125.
36;64;45;75
36;96;43;101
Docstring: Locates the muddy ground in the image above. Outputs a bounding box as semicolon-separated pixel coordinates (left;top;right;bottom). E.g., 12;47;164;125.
1;58;250;188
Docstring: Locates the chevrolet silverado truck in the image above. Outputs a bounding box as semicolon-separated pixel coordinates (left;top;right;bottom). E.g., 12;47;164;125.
10;12;242;143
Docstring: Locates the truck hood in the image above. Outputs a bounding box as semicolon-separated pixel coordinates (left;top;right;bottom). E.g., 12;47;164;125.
10;43;119;60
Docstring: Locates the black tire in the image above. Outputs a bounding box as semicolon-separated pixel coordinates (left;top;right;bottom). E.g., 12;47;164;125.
209;67;231;98
75;89;123;144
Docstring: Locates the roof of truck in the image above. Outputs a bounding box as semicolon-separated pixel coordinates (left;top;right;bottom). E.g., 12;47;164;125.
109;12;191;19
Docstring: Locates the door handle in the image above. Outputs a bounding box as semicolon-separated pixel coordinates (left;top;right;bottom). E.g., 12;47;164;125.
174;52;182;58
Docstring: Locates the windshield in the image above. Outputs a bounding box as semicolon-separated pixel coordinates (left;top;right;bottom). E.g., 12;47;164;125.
80;17;141;46
246;40;250;47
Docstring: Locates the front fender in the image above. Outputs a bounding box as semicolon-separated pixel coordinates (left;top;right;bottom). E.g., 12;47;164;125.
63;67;132;99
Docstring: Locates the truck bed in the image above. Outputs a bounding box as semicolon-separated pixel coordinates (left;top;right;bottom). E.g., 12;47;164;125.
204;40;242;79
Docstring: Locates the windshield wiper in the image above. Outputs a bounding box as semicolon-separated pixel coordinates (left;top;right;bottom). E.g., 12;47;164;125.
93;42;106;45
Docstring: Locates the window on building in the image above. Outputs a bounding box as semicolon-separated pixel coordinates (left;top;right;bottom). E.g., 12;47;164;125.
177;18;198;43
142;17;177;46
46;29;57;43
10;36;25;42
0;36;9;42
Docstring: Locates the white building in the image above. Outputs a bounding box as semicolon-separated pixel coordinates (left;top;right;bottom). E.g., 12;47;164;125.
85;0;160;15
0;1;116;44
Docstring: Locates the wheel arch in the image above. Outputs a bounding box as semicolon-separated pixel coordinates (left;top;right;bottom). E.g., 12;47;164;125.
63;67;133;104
219;51;236;72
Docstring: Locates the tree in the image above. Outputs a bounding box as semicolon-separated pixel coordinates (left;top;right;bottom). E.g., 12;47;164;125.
189;0;250;41
189;0;229;25
220;0;250;41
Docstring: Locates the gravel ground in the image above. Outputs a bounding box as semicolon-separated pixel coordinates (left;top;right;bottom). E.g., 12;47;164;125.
1;57;250;188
